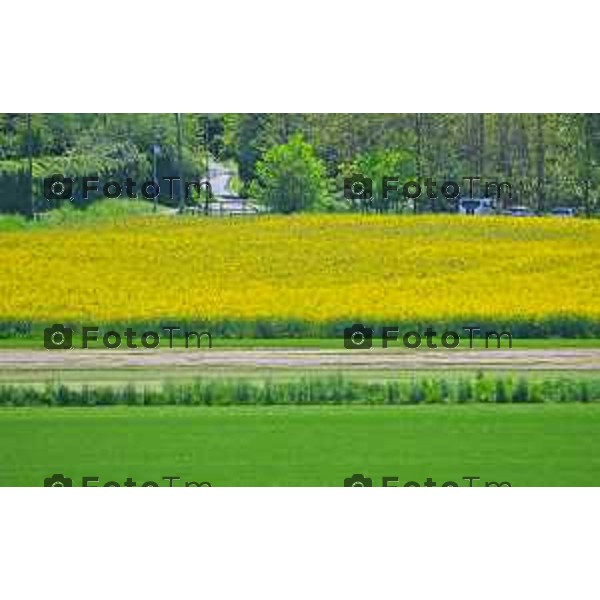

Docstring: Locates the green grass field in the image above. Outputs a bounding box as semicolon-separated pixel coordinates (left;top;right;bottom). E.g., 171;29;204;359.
2;404;599;486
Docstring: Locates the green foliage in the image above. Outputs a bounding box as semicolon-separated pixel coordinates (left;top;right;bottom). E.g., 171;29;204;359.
223;114;306;188
0;213;28;231
0;199;156;230
253;134;330;213
0;114;211;214
512;377;530;403
341;148;415;212
456;379;472;403
223;114;273;185
495;378;509;403
0;170;31;214
224;113;600;213
3;113;600;216
0;374;599;406
41;199;157;225
3;315;600;340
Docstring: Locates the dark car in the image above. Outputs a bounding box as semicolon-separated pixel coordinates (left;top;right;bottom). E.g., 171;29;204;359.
506;206;536;217
550;207;577;217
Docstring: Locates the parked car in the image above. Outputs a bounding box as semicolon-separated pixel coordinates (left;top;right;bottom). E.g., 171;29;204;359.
506;206;536;217
458;197;496;215
550;207;577;217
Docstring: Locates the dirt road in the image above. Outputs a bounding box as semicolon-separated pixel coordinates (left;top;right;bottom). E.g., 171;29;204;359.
1;348;600;371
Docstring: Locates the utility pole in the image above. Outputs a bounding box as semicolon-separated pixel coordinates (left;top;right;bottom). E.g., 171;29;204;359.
175;113;185;213
478;113;486;178
583;113;593;218
204;115;210;215
27;113;34;218
536;114;546;214
414;113;422;214
152;143;160;213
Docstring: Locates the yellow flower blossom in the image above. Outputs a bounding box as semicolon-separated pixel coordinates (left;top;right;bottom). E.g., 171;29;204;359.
0;214;598;325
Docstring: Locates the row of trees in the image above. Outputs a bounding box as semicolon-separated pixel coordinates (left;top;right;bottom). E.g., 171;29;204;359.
0;113;223;161
1;114;600;215
0;114;221;214
224;114;600;214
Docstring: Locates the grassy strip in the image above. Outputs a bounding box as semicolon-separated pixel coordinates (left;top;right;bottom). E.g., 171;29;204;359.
0;200;159;231
3;318;600;342
1;404;600;486
3;333;600;350
1;373;599;406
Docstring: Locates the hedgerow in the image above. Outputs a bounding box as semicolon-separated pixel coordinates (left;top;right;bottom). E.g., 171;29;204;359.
0;374;598;407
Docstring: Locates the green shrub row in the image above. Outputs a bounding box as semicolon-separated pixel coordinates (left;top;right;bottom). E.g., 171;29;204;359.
2;316;600;340
0;374;599;407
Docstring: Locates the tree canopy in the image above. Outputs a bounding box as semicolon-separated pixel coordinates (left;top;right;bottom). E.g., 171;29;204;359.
1;113;599;215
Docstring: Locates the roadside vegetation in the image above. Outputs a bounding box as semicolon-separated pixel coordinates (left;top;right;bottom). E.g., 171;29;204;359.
1;373;599;406
0;199;157;231
2;114;600;216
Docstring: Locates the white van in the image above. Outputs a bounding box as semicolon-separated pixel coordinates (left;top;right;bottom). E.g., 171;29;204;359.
458;197;496;215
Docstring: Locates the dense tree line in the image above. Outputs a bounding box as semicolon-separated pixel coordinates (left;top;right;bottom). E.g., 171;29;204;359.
0;114;220;214
0;113;221;161
1;113;599;215
224;113;600;214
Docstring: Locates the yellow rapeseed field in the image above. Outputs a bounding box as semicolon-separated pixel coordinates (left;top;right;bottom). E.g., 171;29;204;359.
0;214;598;325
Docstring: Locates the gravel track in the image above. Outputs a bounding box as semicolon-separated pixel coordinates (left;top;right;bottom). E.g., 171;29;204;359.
1;349;600;371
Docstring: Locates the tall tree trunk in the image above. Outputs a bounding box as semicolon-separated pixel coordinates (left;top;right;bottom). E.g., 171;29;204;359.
478;113;485;177
583;113;593;218
498;114;512;209
414;113;422;214
175;113;185;213
27;113;33;218
535;114;546;213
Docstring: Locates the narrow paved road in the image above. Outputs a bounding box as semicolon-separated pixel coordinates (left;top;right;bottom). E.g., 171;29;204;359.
186;160;258;214
2;349;600;371
207;160;236;197
163;161;253;214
